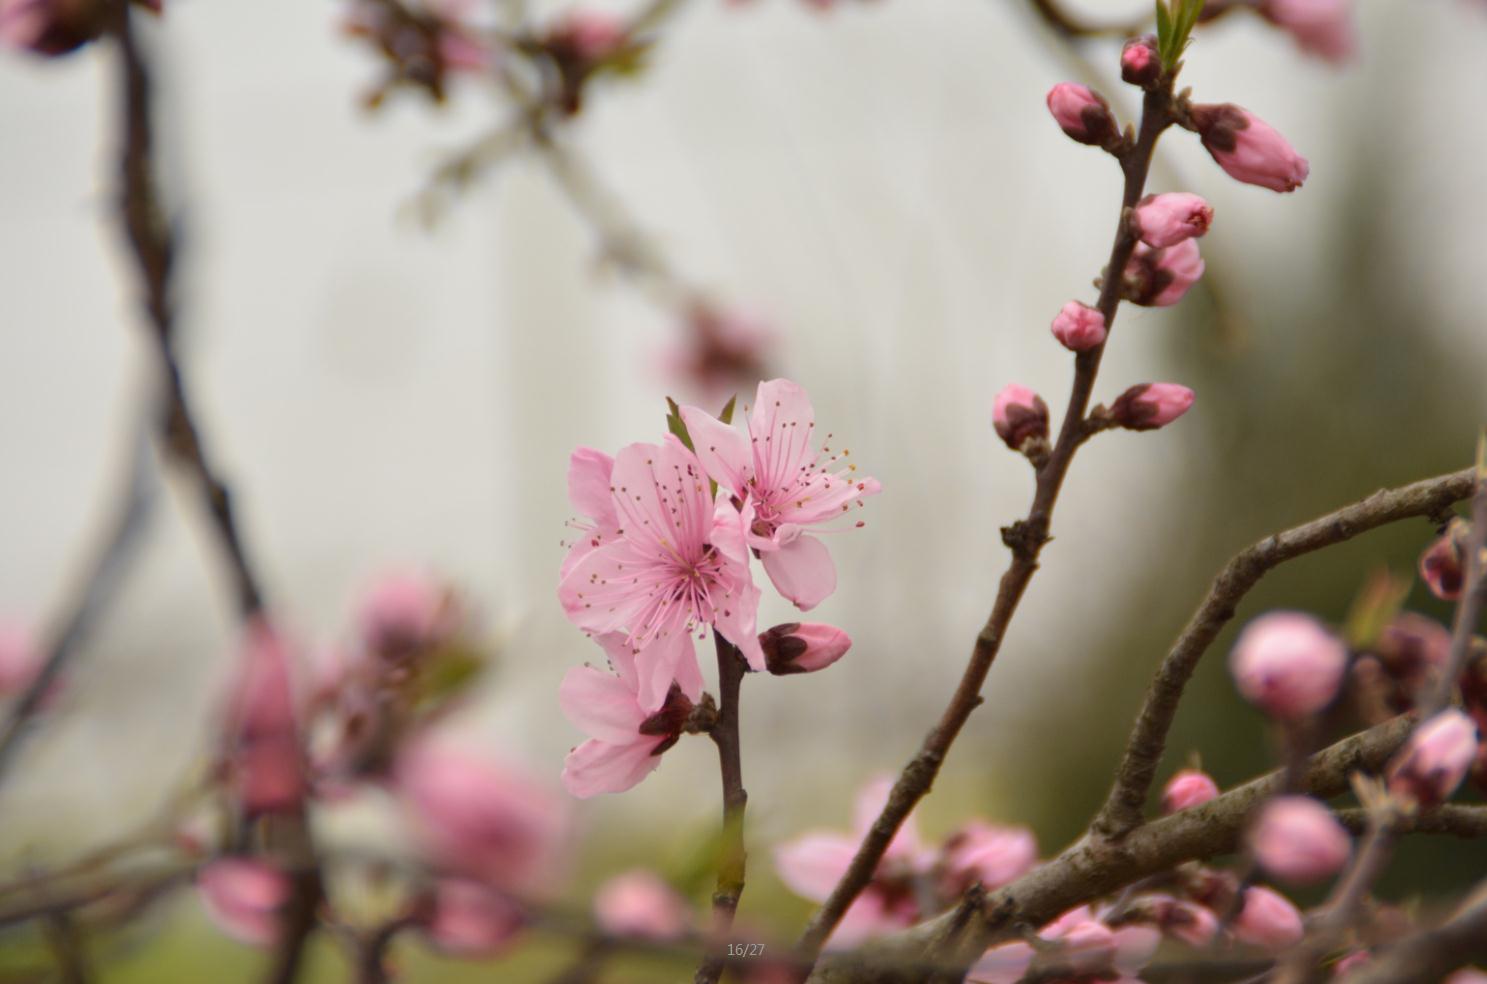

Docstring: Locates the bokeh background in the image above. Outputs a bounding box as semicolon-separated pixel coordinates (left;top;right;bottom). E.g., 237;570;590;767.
2;0;1487;978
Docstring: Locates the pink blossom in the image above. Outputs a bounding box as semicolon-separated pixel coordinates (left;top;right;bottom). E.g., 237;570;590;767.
1249;796;1351;885
1260;0;1355;64
1109;383;1195;431
223;622;306;817
662;304;776;404
355;571;458;655
594;870;692;940
1132;193;1214;249
559;632;696;798
1162;768;1220;813
966;941;1034;984
940;820;1038;894
992;384;1049;451
1232;885;1305;950
759;622;852;675
197;859;291;946
1045;82;1118;147
1120;35;1160;87
1228;612;1347;719
1387;709;1479;806
1419;531;1465;601
1050;301;1107;352
547;8;627;63
395;737;569;894
557;435;763;709
681;379;880;614
422;879;525;956
1369;613;1452;705
1144;893;1221;947
1124;238;1205;306
1191;103;1309;193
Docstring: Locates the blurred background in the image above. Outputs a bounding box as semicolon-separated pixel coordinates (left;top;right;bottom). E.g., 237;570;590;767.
2;0;1487;978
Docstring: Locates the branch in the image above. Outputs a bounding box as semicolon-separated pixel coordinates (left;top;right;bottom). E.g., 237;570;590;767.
1091;465;1478;839
1341;883;1487;984
1023;0;1149;39
694;634;750;984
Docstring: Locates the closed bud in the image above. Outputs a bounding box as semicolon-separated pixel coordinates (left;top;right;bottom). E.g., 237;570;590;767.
992;384;1049;451
1190;103;1309;193
1045;83;1118;147
1162;768;1219;813
1419;526;1466;601
1050;301;1107;352
1123;238;1205;306
1232;886;1304;950
1248;796;1351;885
760;622;851;675
1132;193;1214;248
1120;35;1160;87
1387;709;1479;807
1229;612;1347;719
1109;383;1195;431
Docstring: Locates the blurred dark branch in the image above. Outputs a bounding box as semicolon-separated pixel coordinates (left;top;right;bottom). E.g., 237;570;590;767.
1333;804;1487;839
693;634;750;984
1093;465;1478;839
1340;881;1487;984
41;909;92;984
1024;0;1148;39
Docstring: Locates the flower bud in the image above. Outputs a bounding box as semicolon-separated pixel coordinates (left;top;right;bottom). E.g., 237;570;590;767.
1120;35;1160;87
1161;768;1219;813
1229;612;1347;719
1132;193;1213;249
1387;709;1479;807
1368;613;1452;707
1190;103;1309;193
1259;0;1355;64
1419;528;1466;601
0;0;109;57
1109;383;1195;432
1248;796;1351;885
422;879;525;956
1232;886;1304;950
1046;83;1119;147
197;859;291;947
992;384;1049;452
594;870;692;941
1142;894;1220;947
1050;301;1107;352
224;623;306;817
1123;238;1205;307
760;622;852;675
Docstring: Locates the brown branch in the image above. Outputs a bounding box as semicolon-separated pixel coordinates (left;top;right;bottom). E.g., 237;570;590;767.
1341;883;1487;984
1091;466;1478;839
794;82;1180;964
1023;0;1149;39
694;634;750;984
1333;804;1487;839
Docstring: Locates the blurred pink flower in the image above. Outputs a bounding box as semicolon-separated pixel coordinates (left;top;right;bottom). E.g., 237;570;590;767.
0;0;117;56
1249;796;1351;885
1144;893;1220;947
992;384;1049;451
759;622;852;675
1132;193;1213;249
224;622;307;817
939;820;1038;895
661;304;776;406
1124;238;1205;306
1109;383;1196;431
546;8;627;63
1050;301;1107;352
557;435;763;709
422;879;525;956
1387;709;1479;807
1162;768;1220;813
1231;885;1304;950
1191;103;1309;193
682;378;880;613
1260;0;1355;64
1229;612;1347;720
197;859;291;947
593;870;692;940
355;570;460;657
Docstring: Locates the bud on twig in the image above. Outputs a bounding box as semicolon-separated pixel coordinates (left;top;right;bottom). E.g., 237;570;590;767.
993;384;1050;453
760;622;852;675
1109;383;1195;432
1120;35;1161;87
1189;103;1309;193
1046;83;1120;149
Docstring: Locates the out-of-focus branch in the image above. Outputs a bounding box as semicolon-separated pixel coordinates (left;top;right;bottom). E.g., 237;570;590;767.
694;634;750;984
1341;881;1487;984
1024;0;1149;40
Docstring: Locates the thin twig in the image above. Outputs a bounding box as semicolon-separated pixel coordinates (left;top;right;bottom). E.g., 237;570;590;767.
695;633;750;984
1023;0;1149;39
1340;882;1487;984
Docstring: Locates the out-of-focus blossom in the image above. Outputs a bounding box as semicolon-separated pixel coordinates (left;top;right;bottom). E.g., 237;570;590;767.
1109;383;1195;431
970;906;1154;983
395;736;569;894
223;622;307;817
1138;893;1221;947
356;571;459;657
1132;193;1213;249
1050;301;1107;352
682;378;880;613
1232;885;1305;950
557;435;763;710
1446;970;1487;984
0;622;43;697
593;870;692;940
539;8;635;115
1248;796;1351;885
197;859;291;947
1120;35;1160;87
760;622;852;676
1046;82;1118;147
422;879;525;956
1162;768;1220;813
1387;709;1479;807
1358;613;1452;712
939;820;1037;895
992;384;1049;452
1190;103;1309;192
1228;612;1347;720
1123;238;1205;307
560;633;696;798
1419;528;1466;602
1334;950;1371;975
341;0;493;107
1259;0;1355;64
0;0;137;57
662;304;776;406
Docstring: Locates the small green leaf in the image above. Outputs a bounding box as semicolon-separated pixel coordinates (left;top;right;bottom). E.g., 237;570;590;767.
1155;0;1205;73
665;396;695;452
413;644;486;711
718;394;737;426
1343;568;1410;650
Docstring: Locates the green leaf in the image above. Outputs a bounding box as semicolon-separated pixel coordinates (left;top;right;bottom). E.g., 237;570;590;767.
1342;568;1410;650
413;644;486;711
1155;0;1205;72
718;394;737;426
665;396;695;452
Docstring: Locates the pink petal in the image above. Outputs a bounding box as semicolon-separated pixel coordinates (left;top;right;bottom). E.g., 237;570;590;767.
761;533;837;612
567;447;616;524
595;631;640;692
562;738;662;798
828;891;908;948
609;438;710;560
633;622;698;712
681;405;752;497
853;776;925;865
749;379;817;488
773;832;856;901
558;665;644;743
711;573;764;671
557;539;654;635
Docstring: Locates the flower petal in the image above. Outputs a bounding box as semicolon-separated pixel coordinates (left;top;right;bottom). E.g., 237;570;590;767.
773;832;856;902
681;405;752;497
712;574;764;671
558;665;643;743
562;738;662;798
567;447;615;523
749;379;817;490
761;534;837;612
633;624;698;712
557;540;654;635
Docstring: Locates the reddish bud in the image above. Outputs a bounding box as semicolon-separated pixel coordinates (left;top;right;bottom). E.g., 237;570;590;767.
1387;709;1479;807
1248;796;1351;885
1190;103;1309;193
1419;528;1466;601
1232;886;1304;950
1120;35;1160;87
760;622;852;675
422;879;525;956
1123;238;1205;307
1132;193;1213;249
1162;768;1219;813
1050;301;1107;352
992;384;1049;451
224;622;307;817
1045;83;1119;147
1109;383;1195;431
1229;612;1346;720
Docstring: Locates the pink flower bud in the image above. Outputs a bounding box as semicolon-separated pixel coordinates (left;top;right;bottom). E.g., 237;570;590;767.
1387;709;1479;807
1046;83;1119;147
1120;35;1160;87
1248;796;1351;885
1260;0;1355;64
1143;894;1220;947
1419;530;1466;601
760;622;852;675
1050;301;1107;352
1370;613;1452;702
1132;193;1213;249
1123;238;1205;306
1162;768;1219;813
940;820;1038;894
422;879;525;956
197;859;291;947
1228;612;1347;719
1109;383;1195;431
0;0;107;56
1231;885;1305;950
547;9;627;63
992;384;1049;451
1191;103;1309;193
224;622;306;817
594;870;692;941
356;571;457;656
